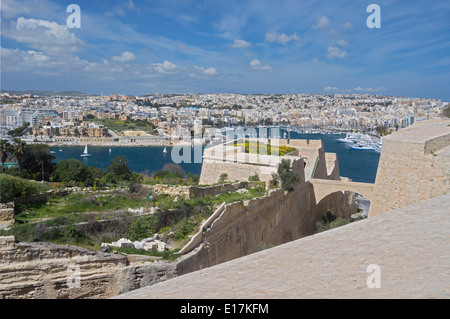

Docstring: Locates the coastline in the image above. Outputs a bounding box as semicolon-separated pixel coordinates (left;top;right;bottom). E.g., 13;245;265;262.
47;141;206;147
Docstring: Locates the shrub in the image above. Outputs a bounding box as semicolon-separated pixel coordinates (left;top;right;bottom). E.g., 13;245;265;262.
0;174;48;203
274;159;300;192
219;173;228;183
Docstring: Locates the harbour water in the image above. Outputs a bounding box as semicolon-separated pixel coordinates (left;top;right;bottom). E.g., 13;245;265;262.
50;132;380;183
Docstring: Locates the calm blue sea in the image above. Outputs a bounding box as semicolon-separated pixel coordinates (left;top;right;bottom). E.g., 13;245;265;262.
50;131;380;183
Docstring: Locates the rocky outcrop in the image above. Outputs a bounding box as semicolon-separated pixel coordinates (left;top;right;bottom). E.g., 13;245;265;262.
0;236;178;299
0;202;14;230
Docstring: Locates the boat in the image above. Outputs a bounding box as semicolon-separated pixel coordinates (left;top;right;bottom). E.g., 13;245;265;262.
50;151;56;154
337;132;358;144
80;145;92;157
59;149;63;152
373;137;383;154
108;148;112;153
349;143;375;151
163;147;167;154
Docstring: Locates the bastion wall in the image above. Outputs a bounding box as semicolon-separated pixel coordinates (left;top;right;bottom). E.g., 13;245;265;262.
369;120;450;217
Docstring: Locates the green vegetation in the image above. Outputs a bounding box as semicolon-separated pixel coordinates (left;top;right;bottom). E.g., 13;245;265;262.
14;192;146;222
0;139;12;172
442;104;450;118
219;173;228;183
0;174;50;203
271;159;301;192
86;118;156;133
7;122;30;137
315;210;364;233
143;163;200;186
0;140;271;259
234;140;297;156
375;125;391;136
1;182;267;258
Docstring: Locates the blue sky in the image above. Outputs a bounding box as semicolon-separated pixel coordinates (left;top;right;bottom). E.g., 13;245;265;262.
1;0;449;100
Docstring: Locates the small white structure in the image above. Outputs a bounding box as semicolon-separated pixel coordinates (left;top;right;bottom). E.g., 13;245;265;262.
101;237;168;252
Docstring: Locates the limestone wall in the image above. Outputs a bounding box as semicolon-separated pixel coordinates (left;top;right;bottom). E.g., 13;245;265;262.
176;182;317;275
0;202;14;230
143;182;249;199
199;138;329;185
369;120;450;217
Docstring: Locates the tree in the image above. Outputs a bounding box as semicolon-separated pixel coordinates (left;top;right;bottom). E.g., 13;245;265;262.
162;163;185;177
21;144;56;181
107;156;132;181
53;159;91;183
219;173;228;183
275;159;300;192
12;139;27;173
0;140;12;172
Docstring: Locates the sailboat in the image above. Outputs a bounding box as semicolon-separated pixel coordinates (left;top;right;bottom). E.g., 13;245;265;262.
108;148;112;153
163;147;167;155
80;145;92;157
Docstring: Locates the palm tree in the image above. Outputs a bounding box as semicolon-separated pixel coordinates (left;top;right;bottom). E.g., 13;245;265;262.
12;139;27;173
0;139;12;172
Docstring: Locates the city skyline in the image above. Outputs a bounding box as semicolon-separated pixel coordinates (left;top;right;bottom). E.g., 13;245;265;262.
1;0;449;100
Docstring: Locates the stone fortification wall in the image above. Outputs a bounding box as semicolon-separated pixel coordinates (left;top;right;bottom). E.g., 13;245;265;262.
176;182;317;275
325;153;340;180
144;182;249;199
199;138;330;185
369;120;450;217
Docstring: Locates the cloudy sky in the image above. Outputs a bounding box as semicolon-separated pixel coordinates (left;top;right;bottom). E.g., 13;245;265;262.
1;0;449;99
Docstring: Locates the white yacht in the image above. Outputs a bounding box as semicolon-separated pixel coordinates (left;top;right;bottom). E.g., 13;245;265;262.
373;137;383;154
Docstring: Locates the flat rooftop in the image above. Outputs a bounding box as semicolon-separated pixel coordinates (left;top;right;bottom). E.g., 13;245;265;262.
114;193;450;299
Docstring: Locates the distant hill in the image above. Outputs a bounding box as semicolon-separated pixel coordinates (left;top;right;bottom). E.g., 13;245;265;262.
0;90;97;97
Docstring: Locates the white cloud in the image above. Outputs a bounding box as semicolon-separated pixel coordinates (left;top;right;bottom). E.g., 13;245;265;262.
326;46;348;59
154;60;177;73
112;51;136;62
313;16;330;29
354;86;388;92
265;32;300;45
340;21;354;29
3;17;83;54
250;59;271;71
230;39;251;48
107;0;136;16
324;86;340;92
336;39;349;46
0;0;32;19
194;66;217;76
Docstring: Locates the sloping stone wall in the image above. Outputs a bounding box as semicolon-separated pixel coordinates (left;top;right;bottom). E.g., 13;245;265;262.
176;182;317;275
